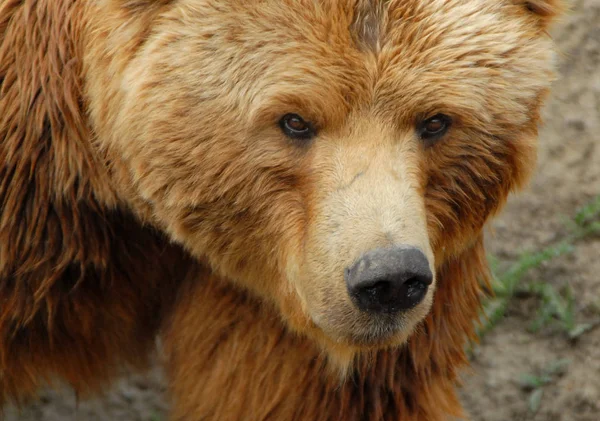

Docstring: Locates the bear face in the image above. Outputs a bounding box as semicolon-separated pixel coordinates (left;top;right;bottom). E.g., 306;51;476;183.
83;0;561;363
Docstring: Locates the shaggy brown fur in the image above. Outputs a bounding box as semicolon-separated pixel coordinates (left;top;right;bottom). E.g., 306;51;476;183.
1;0;564;419
0;0;191;406
164;242;489;421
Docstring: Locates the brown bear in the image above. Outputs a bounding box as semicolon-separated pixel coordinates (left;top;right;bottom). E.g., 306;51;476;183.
1;0;564;419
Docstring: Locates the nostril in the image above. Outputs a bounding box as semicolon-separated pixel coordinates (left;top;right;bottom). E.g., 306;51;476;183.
404;276;429;300
352;278;399;313
405;271;433;289
358;280;390;301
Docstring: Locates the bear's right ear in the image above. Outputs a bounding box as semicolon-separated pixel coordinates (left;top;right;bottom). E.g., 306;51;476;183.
519;0;568;27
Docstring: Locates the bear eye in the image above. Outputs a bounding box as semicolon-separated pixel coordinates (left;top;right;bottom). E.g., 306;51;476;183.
279;113;316;141
417;114;452;144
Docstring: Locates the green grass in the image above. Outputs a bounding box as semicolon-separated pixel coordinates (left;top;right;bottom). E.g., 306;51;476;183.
478;194;600;339
519;358;571;413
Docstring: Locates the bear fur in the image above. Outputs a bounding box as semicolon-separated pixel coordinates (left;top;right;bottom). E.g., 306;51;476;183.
1;0;565;419
0;0;192;404
163;249;489;421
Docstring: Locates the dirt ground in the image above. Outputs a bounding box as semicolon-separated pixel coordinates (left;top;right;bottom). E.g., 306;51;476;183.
460;1;600;420
4;1;599;420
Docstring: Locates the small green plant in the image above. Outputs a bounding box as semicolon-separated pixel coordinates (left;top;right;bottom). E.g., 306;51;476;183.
478;195;600;338
572;195;600;232
519;359;570;413
523;281;600;339
477;240;574;337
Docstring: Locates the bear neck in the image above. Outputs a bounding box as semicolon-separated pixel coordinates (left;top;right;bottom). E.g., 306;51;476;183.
164;239;489;421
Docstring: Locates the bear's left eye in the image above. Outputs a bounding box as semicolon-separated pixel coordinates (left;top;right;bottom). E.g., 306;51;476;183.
417;114;452;144
279;113;316;141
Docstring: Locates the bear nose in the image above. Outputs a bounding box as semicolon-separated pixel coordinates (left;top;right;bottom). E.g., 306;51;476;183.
344;246;433;314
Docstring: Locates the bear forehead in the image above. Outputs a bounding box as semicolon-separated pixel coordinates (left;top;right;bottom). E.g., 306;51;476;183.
197;0;540;62
171;0;539;67
151;0;553;127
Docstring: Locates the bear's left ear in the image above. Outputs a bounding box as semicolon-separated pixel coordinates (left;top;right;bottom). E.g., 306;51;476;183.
520;0;568;26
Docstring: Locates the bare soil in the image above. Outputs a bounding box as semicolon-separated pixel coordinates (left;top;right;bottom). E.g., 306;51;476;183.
460;1;600;420
4;0;599;420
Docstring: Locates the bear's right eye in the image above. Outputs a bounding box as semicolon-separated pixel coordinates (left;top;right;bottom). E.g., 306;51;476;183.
417;113;452;145
279;113;316;141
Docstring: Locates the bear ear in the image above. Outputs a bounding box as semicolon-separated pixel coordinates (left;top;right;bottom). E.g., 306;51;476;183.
521;0;568;25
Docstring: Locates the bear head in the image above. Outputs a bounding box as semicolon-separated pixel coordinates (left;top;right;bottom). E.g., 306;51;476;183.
82;0;565;366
